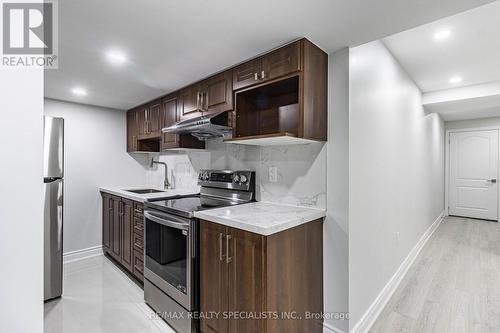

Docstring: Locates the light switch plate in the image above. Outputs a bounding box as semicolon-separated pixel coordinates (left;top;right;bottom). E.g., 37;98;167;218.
269;167;278;182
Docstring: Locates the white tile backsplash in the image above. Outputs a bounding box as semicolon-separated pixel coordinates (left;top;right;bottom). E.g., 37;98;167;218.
145;140;326;209
207;138;327;209
146;151;211;192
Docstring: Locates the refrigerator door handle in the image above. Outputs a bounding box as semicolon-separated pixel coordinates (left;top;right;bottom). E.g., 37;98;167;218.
43;117;64;178
57;181;63;252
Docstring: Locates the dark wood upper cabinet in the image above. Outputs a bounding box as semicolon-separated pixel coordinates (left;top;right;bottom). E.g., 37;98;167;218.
127;38;327;151
232;41;301;91
161;94;205;151
126;111;138;152
147;100;162;138
228;39;327;143
180;84;203;120
200;219;324;333
233;58;263;91
180;69;233;120
136;105;148;138
132;100;161;141
160;94;179;150
200;70;233;115
261;40;301;81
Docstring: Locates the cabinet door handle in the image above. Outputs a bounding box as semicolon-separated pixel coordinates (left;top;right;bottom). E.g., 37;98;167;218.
226;234;232;264
261;70;266;79
219;233;225;261
254;72;258;81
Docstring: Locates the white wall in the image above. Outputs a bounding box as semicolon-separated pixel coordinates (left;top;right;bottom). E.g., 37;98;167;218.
324;48;350;332
0;71;44;331
349;41;445;331
445;116;500;130
44;99;149;253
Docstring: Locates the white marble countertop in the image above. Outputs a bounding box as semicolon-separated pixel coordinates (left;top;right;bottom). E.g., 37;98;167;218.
99;186;198;202
194;202;326;236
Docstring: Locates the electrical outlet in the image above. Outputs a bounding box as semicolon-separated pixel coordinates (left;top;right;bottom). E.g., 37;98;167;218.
269;167;278;183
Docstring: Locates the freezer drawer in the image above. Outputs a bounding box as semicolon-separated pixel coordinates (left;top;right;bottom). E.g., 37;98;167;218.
44;178;63;301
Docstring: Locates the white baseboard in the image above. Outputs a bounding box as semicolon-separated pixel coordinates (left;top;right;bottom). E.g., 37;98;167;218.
324;322;346;333
351;210;446;333
63;245;103;264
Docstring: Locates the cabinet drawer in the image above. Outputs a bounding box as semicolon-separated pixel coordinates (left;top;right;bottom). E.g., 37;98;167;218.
133;249;144;281
134;202;144;217
133;231;144;252
233;57;262;90
133;216;144;233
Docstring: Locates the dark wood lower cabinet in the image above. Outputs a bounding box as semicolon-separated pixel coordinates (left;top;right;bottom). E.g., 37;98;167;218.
110;198;121;262
200;219;323;333
227;227;265;333
101;193;144;284
120;199;134;272
200;222;229;333
102;194;113;252
132;202;145;282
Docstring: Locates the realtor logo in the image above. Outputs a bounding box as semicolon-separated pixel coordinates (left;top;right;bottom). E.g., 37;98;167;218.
1;1;58;68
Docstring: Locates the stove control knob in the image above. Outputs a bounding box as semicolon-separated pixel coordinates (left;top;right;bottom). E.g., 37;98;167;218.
203;173;210;181
239;175;247;183
233;175;240;183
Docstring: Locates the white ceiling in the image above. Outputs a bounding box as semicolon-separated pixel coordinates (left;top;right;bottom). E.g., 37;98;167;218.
44;0;493;110
383;1;500;93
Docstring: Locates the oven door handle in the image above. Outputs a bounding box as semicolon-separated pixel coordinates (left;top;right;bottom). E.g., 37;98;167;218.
144;211;190;231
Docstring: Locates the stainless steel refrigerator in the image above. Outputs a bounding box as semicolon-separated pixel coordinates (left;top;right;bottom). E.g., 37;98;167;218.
43;116;64;301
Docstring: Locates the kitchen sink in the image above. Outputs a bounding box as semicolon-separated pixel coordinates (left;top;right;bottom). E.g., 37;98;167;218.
124;189;164;194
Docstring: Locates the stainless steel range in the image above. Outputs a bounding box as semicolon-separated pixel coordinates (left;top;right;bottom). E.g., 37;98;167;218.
143;170;255;333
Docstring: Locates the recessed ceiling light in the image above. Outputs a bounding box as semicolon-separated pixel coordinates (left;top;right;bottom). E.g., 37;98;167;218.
449;76;463;84
72;87;87;96
434;29;452;41
106;50;127;65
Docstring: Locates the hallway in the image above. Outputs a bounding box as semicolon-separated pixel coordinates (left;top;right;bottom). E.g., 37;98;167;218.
370;217;500;333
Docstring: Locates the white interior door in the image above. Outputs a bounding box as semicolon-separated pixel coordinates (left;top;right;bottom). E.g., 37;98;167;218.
449;130;498;221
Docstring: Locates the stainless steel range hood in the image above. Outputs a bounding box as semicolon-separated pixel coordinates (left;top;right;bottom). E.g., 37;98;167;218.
162;111;232;141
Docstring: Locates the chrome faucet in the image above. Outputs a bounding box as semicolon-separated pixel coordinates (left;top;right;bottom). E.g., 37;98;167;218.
151;159;172;190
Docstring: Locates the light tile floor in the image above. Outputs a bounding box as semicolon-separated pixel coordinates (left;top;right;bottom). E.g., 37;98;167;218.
44;255;175;333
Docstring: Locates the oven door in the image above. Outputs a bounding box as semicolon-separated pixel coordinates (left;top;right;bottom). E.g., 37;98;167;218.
144;210;194;311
